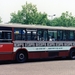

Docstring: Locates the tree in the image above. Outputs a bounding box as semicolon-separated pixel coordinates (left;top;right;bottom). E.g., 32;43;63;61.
59;11;75;27
10;2;48;25
47;11;75;27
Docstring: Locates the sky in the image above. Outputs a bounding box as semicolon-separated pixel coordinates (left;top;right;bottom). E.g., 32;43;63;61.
0;0;75;23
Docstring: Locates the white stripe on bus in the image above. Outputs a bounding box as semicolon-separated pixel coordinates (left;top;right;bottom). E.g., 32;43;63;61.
13;46;71;52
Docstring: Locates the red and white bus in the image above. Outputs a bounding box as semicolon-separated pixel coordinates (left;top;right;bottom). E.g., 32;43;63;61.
0;23;75;62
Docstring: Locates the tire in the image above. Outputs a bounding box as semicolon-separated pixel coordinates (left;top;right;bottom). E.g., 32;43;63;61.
16;51;27;63
70;50;75;59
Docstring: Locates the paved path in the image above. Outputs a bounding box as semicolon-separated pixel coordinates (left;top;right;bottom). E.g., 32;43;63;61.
0;59;75;75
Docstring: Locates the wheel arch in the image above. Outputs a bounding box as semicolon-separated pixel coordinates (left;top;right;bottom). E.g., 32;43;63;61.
15;48;28;60
70;47;75;52
69;47;75;59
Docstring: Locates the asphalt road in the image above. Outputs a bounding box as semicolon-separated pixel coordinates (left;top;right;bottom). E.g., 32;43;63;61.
0;59;75;75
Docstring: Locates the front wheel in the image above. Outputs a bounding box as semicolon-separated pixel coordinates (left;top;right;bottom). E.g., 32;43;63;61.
70;50;75;59
16;51;27;63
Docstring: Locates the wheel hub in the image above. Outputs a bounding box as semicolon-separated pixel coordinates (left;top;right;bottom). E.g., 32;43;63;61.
19;53;25;60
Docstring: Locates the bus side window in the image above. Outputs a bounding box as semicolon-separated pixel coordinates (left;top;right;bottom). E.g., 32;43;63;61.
62;30;68;41
43;30;48;41
69;31;74;41
27;31;31;41
14;29;21;40
1;32;12;42
37;29;43;41
32;31;37;41
0;32;2;39
14;28;26;41
22;30;26;40
48;30;57;41
37;29;48;41
57;31;63;41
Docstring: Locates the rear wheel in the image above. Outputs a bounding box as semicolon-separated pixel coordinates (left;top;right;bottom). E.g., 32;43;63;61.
70;50;75;59
16;51;27;63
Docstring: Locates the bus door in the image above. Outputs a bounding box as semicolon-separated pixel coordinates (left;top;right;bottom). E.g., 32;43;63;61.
0;27;13;60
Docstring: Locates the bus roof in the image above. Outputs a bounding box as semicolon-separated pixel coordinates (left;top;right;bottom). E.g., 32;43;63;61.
0;23;75;31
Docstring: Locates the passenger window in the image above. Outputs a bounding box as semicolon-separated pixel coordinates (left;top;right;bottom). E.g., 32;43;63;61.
26;29;37;41
27;31;31;41
43;30;48;41
32;31;37;40
48;30;57;41
14;28;26;40
57;31;63;41
0;31;12;42
37;29;48;41
14;29;21;40
22;30;26;40
69;31;74;41
38;30;45;41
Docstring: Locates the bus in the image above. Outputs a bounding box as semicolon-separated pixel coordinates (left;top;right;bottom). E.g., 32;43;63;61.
0;23;75;63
